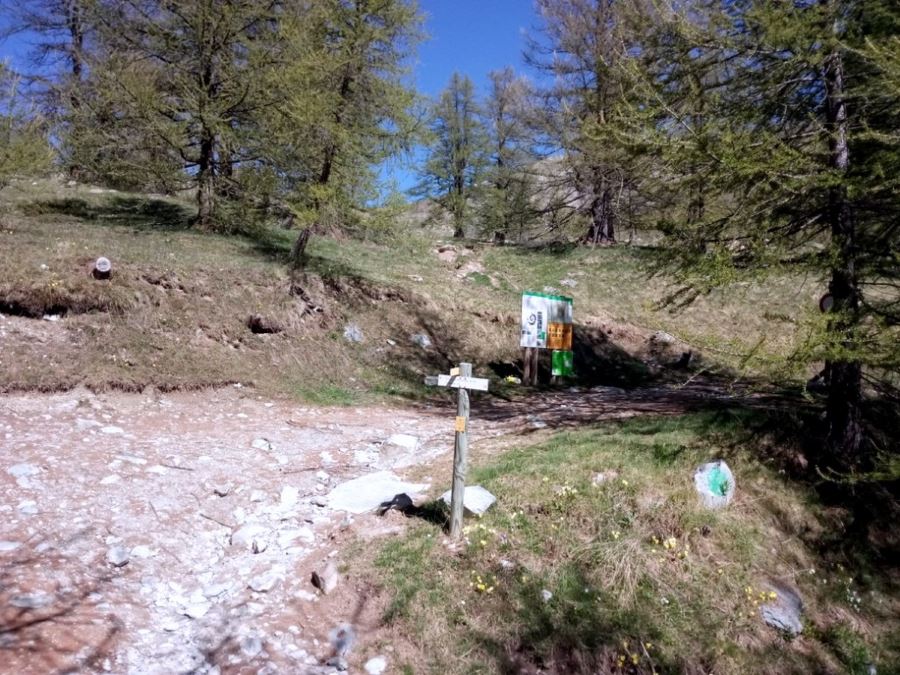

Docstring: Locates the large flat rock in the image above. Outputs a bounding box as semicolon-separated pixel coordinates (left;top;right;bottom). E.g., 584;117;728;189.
327;471;429;514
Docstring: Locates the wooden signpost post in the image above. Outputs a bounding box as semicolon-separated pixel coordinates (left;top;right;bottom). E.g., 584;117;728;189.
424;362;490;538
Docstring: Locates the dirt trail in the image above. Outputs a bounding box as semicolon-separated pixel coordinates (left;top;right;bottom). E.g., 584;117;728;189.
0;381;760;674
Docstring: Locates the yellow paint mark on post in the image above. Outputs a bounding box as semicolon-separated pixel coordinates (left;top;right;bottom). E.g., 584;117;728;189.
450;366;460;376
455;416;467;433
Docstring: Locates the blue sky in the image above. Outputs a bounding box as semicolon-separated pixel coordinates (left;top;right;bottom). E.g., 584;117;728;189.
415;0;537;96
388;0;539;192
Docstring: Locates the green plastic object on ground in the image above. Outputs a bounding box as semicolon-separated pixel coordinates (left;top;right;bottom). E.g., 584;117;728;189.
551;350;574;377
707;465;730;496
694;460;735;509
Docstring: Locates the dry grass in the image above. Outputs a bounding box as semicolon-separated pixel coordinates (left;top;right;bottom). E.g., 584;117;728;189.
0;176;835;400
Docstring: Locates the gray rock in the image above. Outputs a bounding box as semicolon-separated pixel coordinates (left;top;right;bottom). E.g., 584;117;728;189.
343;323;364;343
440;485;496;517
10;593;51;609
240;635;263;658
760;583;803;637
328;623;356;656
130;545;155;559
380;434;419;466
18;500;38;515
326;656;348;671
0;541;21;553
541;589;553;602
250;490;267;503
106;545;130;567
327;471;429;514
410;333;432;349
100;426;124;435
651;331;676;345
203;581;232;598
560;278;578;287
311;560;339;595
213;484;233;497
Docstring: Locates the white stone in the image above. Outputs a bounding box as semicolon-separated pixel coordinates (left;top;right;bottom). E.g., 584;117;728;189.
277;528;314;549
130;545;155;559
541;589;553;602
280;486;299;507
101;426;125;435
249;570;280;593
250;490;267;503
0;541;21;553
100;474;120;485
106;545;130;567
251;438;273;451
231;524;269;553
203;582;232;598
182;601;211;619
440;485;496;516
327;472;429;514
364;656;388;675
8;463;39;478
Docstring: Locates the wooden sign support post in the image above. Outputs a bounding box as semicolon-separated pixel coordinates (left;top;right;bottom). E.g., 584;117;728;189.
424;362;489;539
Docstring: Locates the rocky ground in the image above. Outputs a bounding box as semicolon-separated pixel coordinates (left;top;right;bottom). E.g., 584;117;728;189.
0;380;760;674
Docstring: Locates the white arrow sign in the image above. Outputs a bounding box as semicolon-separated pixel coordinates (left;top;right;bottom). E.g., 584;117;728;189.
425;374;490;392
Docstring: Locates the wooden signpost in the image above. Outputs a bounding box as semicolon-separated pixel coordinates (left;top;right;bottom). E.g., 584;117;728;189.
424;362;490;538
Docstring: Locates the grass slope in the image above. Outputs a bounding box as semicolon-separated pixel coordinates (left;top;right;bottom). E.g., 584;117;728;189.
371;412;898;674
1;178;826;399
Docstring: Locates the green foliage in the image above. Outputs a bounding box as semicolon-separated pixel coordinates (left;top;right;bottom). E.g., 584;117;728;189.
0;65;52;187
616;0;900;459
415;72;489;238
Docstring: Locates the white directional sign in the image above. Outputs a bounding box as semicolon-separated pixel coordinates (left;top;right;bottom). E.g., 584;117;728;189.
434;374;489;392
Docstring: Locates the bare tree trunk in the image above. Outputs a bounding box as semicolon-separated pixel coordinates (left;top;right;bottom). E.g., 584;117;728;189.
823;46;863;463
196;129;215;230
583;174;615;244
290;227;311;270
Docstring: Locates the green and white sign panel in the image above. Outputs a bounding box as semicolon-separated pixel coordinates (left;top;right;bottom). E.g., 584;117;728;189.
520;291;573;349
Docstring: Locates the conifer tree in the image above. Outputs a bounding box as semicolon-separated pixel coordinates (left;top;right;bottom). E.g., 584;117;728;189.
629;0;900;463
417;73;488;239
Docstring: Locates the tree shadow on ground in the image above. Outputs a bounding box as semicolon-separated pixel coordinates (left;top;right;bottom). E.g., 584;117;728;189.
0;538;122;673
22;196;194;231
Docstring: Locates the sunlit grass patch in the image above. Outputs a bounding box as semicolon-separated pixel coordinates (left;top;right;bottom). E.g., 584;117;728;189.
369;412;897;674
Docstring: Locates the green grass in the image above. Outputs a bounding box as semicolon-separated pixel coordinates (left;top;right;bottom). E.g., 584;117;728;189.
369;412;898;674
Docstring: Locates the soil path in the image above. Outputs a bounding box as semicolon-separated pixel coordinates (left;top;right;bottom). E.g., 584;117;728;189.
0;381;760;674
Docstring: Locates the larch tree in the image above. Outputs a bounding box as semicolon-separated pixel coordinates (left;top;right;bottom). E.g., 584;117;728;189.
417;72;487;239
89;0;286;230
0;64;53;187
262;0;422;267
629;0;900;464
478;67;541;243
527;0;643;245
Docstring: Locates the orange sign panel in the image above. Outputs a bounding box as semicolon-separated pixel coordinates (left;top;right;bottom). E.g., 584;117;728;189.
546;322;573;350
